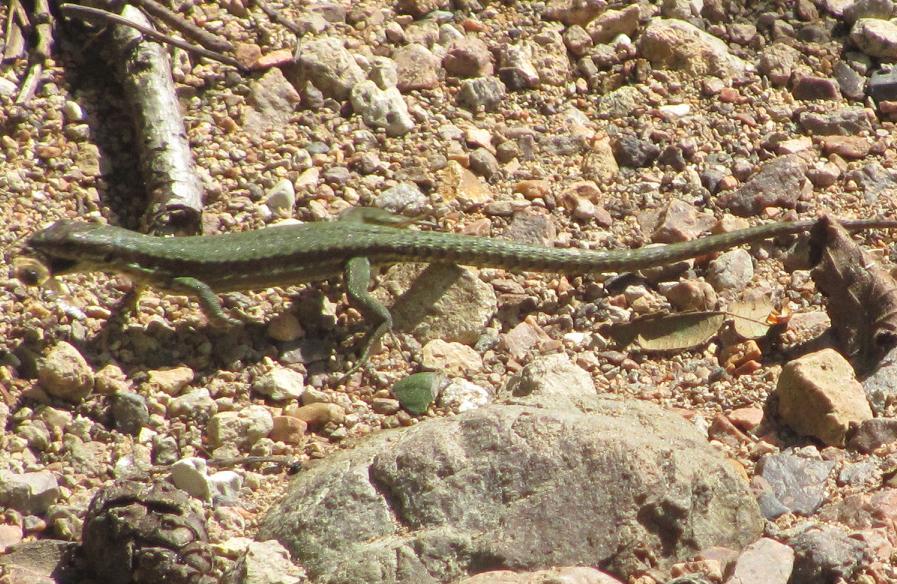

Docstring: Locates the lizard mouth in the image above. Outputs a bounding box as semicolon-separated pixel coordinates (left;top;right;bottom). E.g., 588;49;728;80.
46;257;79;275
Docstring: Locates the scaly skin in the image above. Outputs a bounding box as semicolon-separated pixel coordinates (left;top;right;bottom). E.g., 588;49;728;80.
22;212;897;370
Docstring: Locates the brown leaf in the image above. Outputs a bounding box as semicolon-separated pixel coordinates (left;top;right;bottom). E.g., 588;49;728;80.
728;298;776;339
609;312;726;352
810;216;897;373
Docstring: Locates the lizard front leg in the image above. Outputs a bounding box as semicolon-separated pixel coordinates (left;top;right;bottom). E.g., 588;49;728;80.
169;276;243;326
114;282;147;321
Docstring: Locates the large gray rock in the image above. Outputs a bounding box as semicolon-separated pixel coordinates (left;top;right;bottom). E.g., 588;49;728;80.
259;397;762;583
0;471;59;514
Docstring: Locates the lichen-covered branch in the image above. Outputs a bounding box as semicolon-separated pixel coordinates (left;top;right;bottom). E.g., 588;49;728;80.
110;4;204;234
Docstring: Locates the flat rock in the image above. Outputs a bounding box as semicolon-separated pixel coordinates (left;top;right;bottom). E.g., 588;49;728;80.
820;135;872;159
792;75;841;101
850;18;897;60
797;107;872;135
243;68;301;137
845;161;897;203
0;540;77;583
728;537;794;584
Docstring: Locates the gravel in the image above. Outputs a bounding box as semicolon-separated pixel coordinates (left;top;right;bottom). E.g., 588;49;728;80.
3;1;897;581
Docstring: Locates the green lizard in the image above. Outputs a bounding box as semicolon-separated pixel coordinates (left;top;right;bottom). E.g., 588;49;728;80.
19;208;897;369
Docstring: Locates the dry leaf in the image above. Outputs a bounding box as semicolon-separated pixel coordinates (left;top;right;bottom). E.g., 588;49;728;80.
728;298;776;339
610;312;726;352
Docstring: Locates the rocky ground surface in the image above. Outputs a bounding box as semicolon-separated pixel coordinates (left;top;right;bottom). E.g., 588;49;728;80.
3;0;897;583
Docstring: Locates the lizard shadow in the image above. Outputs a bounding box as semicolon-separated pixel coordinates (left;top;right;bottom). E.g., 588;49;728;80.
82;313;271;373
56;21;148;228
78;287;348;376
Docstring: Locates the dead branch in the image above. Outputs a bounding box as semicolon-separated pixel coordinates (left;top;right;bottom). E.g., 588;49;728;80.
59;3;246;71
250;0;304;37
109;4;205;234
32;0;54;61
132;0;234;54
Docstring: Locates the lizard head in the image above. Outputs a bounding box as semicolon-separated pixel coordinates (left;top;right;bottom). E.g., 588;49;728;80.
19;221;108;283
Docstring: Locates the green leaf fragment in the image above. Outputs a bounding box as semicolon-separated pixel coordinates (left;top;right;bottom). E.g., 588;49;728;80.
392;371;442;415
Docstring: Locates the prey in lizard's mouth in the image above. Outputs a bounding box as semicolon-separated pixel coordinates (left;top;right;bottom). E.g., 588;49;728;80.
14;255;80;287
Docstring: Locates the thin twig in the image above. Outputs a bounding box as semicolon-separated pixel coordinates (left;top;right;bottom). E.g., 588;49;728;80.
59;3;247;72
132;0;233;53
251;0;304;37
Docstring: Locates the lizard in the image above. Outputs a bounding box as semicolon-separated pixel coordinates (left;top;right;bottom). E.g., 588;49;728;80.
18;208;897;370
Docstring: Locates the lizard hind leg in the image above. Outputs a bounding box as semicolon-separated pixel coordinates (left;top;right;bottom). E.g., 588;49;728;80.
343;256;394;374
